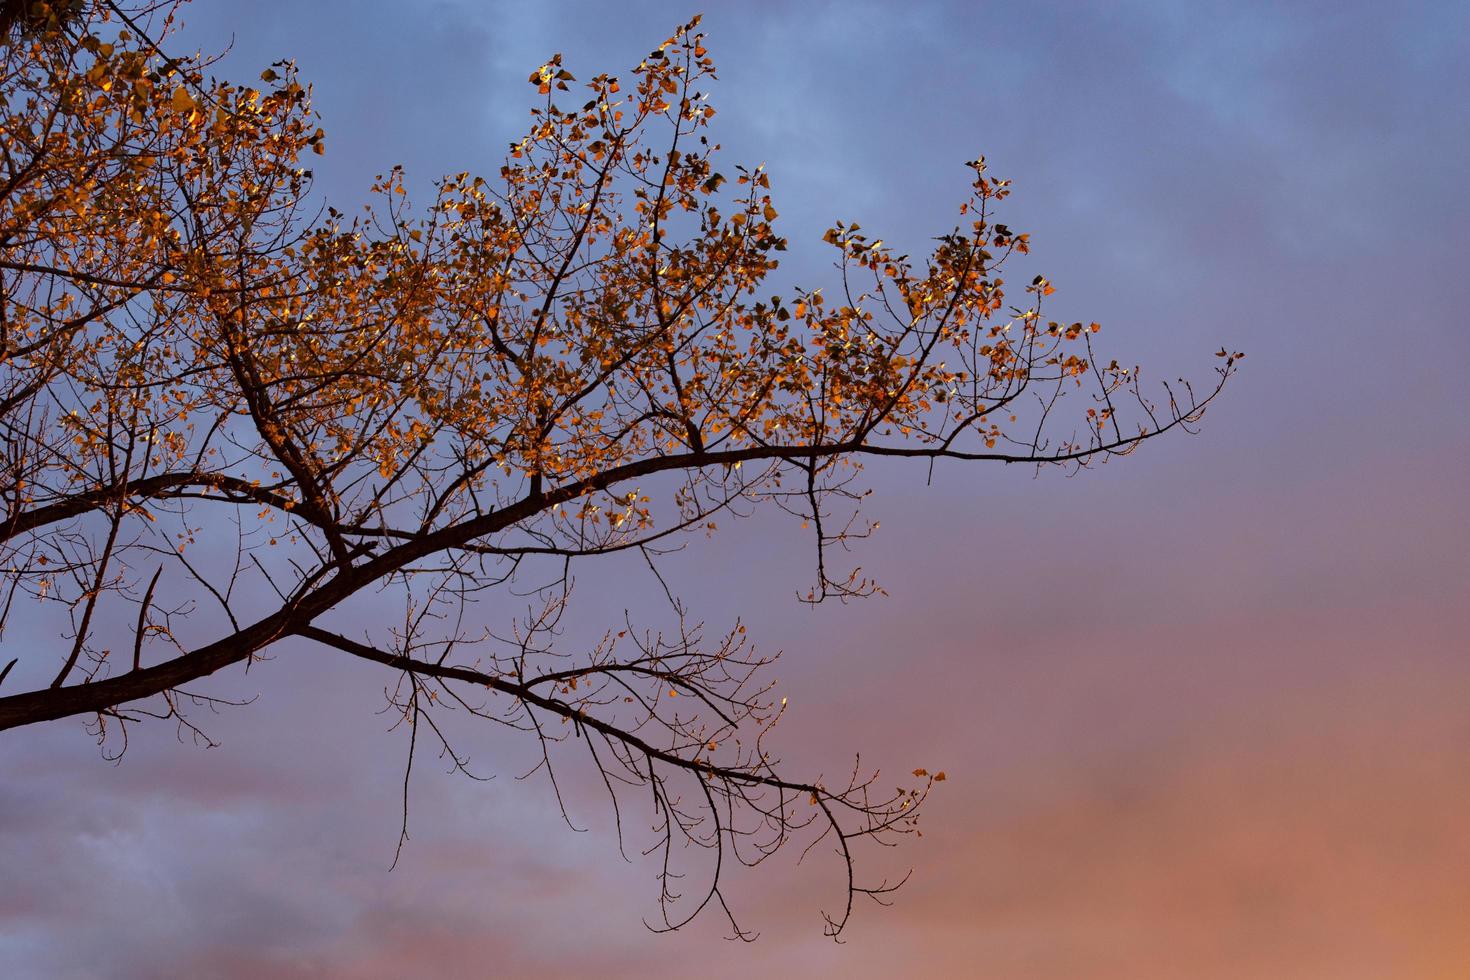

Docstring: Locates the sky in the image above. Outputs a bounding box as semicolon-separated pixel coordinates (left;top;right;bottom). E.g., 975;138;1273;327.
4;0;1469;976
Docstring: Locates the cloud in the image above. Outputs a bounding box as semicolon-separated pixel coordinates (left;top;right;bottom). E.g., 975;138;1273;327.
4;0;1467;976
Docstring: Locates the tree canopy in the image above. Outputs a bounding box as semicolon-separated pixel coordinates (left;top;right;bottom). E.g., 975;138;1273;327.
0;1;1236;937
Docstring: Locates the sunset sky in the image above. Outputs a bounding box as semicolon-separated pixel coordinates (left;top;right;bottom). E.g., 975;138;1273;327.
4;1;1468;977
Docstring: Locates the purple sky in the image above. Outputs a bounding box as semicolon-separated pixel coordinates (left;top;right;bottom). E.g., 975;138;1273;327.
5;1;1469;976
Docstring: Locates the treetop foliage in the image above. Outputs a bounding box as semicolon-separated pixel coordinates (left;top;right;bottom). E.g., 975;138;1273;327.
0;1;1235;937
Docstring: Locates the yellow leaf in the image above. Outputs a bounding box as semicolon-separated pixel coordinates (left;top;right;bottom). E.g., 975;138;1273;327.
171;87;195;113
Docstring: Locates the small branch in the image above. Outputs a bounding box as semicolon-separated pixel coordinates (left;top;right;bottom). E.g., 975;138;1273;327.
132;566;163;672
